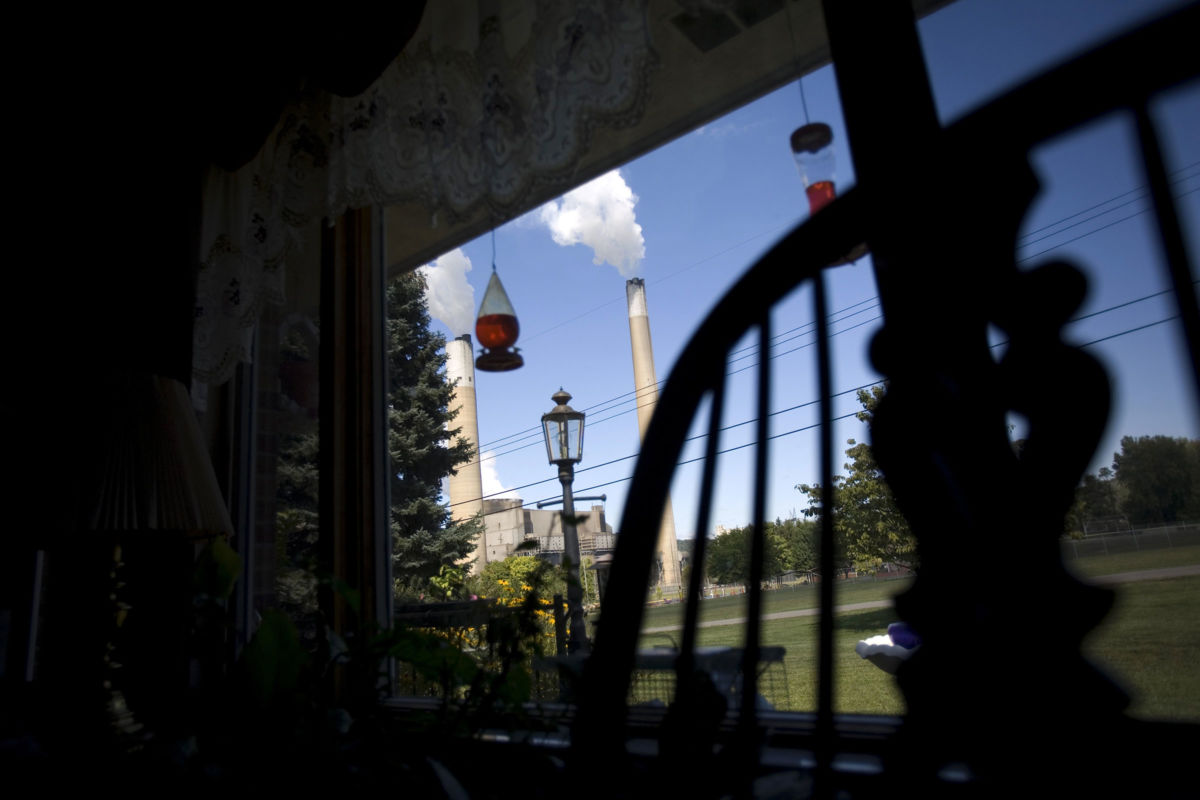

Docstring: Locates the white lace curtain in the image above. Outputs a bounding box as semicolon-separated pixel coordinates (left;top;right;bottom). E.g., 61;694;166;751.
193;0;658;403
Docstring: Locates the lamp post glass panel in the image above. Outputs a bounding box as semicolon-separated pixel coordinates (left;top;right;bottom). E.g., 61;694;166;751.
541;389;588;654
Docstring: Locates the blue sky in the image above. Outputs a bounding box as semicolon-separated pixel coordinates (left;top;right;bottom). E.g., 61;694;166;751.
417;0;1200;542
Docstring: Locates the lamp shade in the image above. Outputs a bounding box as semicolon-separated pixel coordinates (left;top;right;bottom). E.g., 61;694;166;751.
541;389;585;465
89;373;235;534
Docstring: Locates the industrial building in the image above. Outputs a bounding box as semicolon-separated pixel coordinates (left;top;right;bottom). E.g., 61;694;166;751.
479;499;615;565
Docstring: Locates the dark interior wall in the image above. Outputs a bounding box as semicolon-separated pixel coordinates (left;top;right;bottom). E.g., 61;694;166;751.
20;4;426;383
3;3;426;692
12;3;428;483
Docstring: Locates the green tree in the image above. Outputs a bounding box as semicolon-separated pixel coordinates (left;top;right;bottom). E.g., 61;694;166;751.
797;386;917;573
1066;466;1120;535
274;326;322;645
1111;435;1200;525
768;516;819;574
704;524;784;586
387;271;483;598
468;554;566;602
275;431;321;633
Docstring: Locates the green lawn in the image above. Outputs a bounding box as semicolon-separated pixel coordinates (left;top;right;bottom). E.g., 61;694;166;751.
615;544;1200;720
1065;543;1200;578
636;576;912;635
1084;575;1200;721
676;605;908;714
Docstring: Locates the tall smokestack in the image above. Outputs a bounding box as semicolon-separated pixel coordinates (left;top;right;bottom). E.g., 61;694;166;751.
446;334;487;573
626;279;682;591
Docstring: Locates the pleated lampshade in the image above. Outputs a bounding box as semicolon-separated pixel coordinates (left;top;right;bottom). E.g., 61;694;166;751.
88;373;234;535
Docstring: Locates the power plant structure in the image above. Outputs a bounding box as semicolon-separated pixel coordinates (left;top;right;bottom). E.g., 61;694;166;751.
480;498;616;564
444;333;487;574
443;284;680;588
626;278;682;592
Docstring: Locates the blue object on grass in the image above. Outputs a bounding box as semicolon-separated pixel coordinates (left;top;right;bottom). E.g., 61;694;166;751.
886;621;922;650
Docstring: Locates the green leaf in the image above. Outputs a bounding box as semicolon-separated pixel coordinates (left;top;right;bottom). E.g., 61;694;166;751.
329;576;362;617
194;537;242;600
240;609;307;708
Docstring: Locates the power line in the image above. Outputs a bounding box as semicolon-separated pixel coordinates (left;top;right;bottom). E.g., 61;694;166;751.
1018;185;1200;263
727;315;883;377
1018;165;1198;243
473;295;887;456
510;161;1198;352
468;275;1195;470
466;312;885;469
466;171;1199;460
1079;315;1180;347
452;309;1186;518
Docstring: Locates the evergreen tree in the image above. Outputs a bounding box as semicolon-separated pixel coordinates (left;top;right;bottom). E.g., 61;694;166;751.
275;428;321;643
274;323;322;645
386;271;482;598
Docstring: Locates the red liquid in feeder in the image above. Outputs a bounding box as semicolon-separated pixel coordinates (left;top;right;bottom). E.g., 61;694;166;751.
476;313;519;350
806;181;835;214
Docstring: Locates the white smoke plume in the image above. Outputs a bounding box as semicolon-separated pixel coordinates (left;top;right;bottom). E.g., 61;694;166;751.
537;170;645;276
419;248;475;335
480;451;521;500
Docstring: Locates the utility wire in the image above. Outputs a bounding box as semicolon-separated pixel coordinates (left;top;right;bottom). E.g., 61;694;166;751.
466;310;886;469
474;294;885;454
451;309;1188;518
1019;185;1200;263
468;277;1197;470
1019;165;1198;241
470;170;1198;453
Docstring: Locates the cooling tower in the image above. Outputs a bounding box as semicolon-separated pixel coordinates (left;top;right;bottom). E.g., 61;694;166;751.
626;279;682;591
445;334;487;573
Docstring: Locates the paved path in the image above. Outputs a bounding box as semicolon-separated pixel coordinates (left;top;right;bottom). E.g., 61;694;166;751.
1085;563;1200;584
642;565;1200;634
643;600;889;634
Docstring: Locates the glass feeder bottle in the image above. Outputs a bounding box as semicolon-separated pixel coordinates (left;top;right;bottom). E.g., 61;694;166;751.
790;122;836;215
475;269;524;372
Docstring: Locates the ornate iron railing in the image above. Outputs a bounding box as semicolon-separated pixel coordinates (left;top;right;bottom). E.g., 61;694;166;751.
571;2;1200;797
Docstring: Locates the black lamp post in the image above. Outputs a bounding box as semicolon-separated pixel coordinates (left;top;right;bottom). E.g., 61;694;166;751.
541;389;588;655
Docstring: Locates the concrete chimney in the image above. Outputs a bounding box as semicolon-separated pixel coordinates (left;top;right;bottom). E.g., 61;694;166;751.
445;334;487;573
626;278;682;591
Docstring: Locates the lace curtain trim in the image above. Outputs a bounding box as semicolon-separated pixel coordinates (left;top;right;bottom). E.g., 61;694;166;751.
193;0;657;403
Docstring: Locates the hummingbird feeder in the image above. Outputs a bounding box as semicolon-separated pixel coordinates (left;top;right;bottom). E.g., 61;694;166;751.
475;268;524;372
790;121;868;264
790;122;836;215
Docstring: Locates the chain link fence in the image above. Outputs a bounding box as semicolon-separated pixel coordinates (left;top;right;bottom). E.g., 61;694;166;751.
1061;523;1200;560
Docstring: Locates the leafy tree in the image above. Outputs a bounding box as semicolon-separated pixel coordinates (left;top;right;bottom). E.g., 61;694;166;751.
467;554;566;603
797;386;918;573
1065;467;1120;535
580;556;598;606
768;516;819;574
705;527;746;586
386;271;483;598
1111;435;1200;525
705;524;784;586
